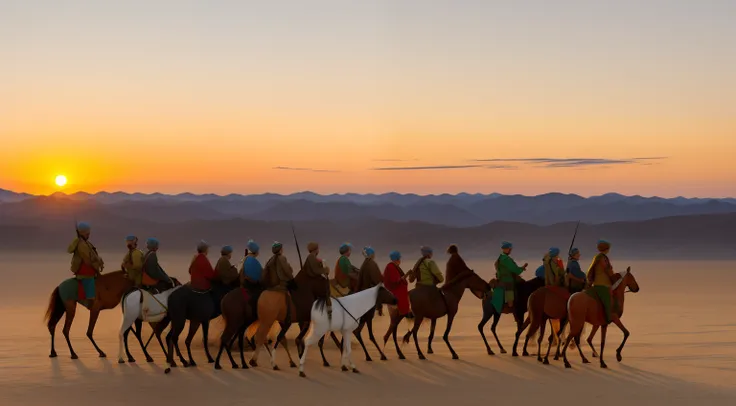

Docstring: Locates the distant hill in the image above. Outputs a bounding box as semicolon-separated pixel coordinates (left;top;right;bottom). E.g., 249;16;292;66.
1;189;734;227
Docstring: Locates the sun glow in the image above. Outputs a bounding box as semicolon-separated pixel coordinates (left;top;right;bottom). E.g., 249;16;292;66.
55;175;68;187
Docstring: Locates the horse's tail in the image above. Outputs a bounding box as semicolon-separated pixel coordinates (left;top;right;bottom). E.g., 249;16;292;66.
44;287;64;329
314;296;327;314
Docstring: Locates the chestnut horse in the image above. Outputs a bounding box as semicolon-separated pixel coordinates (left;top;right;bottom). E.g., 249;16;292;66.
402;272;490;359
523;285;572;364
45;271;134;359
248;288;299;370
478;276;545;356
561;267;640;368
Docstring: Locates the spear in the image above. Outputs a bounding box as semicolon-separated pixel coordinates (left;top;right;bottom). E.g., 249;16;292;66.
568;220;581;257
291;222;303;270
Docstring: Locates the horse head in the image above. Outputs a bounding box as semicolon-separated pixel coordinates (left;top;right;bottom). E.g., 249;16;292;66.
376;283;398;306
623;267;640;293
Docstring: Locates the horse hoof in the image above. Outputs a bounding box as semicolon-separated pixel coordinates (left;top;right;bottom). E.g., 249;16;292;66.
554;356;560;361
323;362;330;367
366;357;372;362
500;349;507;354
128;358;136;363
488;350;495;356
380;355;387;361
215;364;222;370
537;357;543;363
273;365;280;371
182;361;189;368
231;363;240;369
600;362;608;369
543;359;550;365
582;359;590;364
341;365;349;372
512;352;519;357
522;351;529;357
241;364;249;370
99;353;107;358
452;354;459;360
398;354;406;360
352;368;360;374
146;357;154;363
418;355;426;360
164;368;171;374
49;352;57;358
299;371;307;378
189;361;197;368
71;354;79;360
592;353;598;358
427;349;434;354
249;360;258;368
118;359;125;364
564;362;572;369
208;359;215;364
616;353;623;362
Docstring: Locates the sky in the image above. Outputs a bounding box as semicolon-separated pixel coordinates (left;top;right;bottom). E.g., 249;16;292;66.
1;0;735;197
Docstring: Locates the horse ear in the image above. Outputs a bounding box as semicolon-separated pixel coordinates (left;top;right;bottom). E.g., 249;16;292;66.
626;266;631;274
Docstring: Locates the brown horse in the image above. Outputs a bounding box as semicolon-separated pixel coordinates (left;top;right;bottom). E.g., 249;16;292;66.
561;267;640;368
402;272;490;359
214;287;259;370
248;289;298;370
44;271;134;359
523;285;571;364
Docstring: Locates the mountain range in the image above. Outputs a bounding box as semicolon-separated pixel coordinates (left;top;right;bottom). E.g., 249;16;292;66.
0;189;734;258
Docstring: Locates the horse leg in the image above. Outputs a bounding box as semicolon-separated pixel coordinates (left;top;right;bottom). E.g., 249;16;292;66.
272;321;295;369
330;332;342;353
477;307;493;355
599;324;608;369
62;302;78;359
201;320;215;363
299;325;324;378
587;324;600;358
278;332;297;369
86;309;106;358
118;307;138;363
47;294;66;359
215;321;238;370
295;322;309;358
521;315;533;357
184;320;201;367
427;319;437;355
392;316;406;360
575;334;589;364
512;314;529;357
132;319;154;362
154;319;170;356
366;318;387;361
318;335;331;367
554;318;568;360
343;330;358;373
353;318;372;362
536;315;547;363
612;317;630;363
491;311;505;354
406;316;425;360
543;319;555;365
443;313;459;360
164;319;184;372
238;323;250;368
561;333;575;369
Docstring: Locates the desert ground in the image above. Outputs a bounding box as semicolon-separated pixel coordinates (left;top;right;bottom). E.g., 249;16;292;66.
1;253;735;405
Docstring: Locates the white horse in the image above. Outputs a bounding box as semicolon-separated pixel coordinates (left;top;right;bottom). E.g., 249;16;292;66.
117;287;181;364
298;283;396;378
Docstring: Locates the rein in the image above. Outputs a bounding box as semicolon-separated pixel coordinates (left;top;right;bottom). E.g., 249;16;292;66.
332;297;360;325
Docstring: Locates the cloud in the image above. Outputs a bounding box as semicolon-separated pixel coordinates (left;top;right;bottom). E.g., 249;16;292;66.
482;165;518;170
273;166;339;173
469;157;667;168
372;165;483;171
372;158;419;162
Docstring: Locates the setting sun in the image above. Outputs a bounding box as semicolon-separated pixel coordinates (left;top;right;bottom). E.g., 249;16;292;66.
55;175;68;187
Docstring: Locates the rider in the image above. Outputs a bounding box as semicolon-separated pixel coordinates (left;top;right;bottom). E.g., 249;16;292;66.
383;251;410;318
357;246;382;291
566;248;586;294
121;235;144;287
410;246;444;289
544;247;566;288
67;222;104;306
241;240;263;319
491;241;528;313
189;240;216;292
262;241;296;292
587;240;616;324
334;243;360;295
445;244;473;284
141;238;174;293
215;245;240;286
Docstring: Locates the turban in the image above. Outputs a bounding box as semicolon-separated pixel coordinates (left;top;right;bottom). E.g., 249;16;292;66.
569;247;580;257
362;246;375;258
501;241;513;250
272;241;283;254
420;246;433;256
125;235;137;242
597;240;611;252
77;222;91;233
247;240;260;254
549;247;560;257
146;238;159;250
447;244;459;254
197;240;209;252
221;245;233;255
307;242;319;252
339;243;352;255
389;251;401;261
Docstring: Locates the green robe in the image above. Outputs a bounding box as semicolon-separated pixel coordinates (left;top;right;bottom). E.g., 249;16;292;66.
491;253;525;313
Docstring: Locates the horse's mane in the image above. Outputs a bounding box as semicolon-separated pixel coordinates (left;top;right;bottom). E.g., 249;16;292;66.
441;270;478;292
611;272;625;291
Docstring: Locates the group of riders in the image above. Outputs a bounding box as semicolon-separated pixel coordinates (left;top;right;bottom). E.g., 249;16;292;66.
67;221;619;332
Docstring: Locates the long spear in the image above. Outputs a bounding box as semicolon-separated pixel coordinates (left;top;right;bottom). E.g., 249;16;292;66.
291;222;303;270
568;220;581;257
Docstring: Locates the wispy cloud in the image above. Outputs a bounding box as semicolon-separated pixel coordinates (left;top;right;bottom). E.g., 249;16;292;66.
372;158;419;162
273;166;339;173
372;165;483;171
469;157;667;168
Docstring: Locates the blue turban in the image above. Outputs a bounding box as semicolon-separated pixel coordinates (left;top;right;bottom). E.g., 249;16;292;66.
146;238;159;250
569;247;580;257
77;222;91;233
420;246;433;256
501;241;513;250
389;251;401;261
221;245;233;255
125;235;137;242
197;240;209;252
362;246;375;258
549;247;560;257
247;240;259;254
272;241;283;254
339;243;352;255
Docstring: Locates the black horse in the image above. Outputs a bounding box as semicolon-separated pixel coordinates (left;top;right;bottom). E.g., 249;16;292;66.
478;276;545;356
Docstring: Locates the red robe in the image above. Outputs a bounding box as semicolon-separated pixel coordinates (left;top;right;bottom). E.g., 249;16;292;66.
383;262;410;315
189;254;216;291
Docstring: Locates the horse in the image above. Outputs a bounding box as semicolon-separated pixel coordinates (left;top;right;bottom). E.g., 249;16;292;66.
352;279;388;362
561;267;640;369
523;283;572;364
163;281;236;373
247;286;300;371
44;271;134;359
478;276;545;356
117;284;183;364
213;286;259;370
298;283;397;378
402;271;490;360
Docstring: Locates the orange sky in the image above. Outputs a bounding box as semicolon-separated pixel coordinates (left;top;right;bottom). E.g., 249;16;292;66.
2;1;735;197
